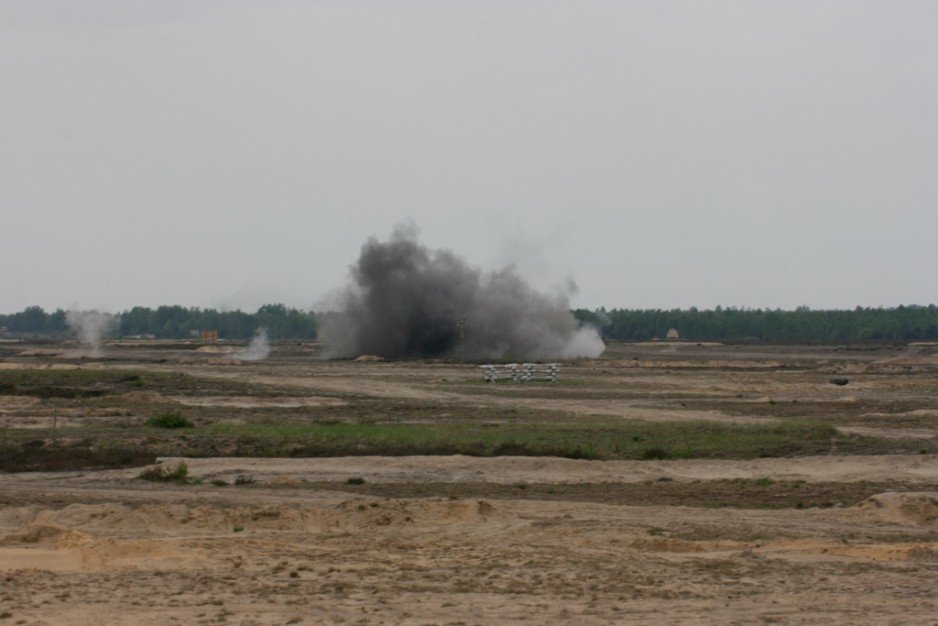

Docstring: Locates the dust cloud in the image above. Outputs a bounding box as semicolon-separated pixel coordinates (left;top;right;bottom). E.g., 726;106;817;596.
65;310;118;357
234;328;270;361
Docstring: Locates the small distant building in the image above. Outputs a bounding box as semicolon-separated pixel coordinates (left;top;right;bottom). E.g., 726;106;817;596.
200;330;218;343
666;328;680;340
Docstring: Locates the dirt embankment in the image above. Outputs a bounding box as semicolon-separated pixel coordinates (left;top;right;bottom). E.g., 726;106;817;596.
0;488;935;625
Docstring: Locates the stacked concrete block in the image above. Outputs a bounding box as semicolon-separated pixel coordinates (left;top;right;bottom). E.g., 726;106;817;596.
481;363;560;383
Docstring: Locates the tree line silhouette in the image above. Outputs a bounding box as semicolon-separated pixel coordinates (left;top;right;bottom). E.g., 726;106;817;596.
3;304;936;342
0;304;317;340
572;305;938;342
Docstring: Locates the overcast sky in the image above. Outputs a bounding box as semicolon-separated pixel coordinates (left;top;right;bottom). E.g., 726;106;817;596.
1;1;935;313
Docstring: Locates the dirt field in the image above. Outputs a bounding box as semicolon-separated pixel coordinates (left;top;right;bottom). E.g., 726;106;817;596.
0;340;935;624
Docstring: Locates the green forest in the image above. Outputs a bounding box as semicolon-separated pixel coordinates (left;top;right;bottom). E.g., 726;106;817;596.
572;305;938;342
2;304;937;343
0;304;317;340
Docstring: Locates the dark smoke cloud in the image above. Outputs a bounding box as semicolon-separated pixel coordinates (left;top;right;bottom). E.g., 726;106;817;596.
321;224;604;360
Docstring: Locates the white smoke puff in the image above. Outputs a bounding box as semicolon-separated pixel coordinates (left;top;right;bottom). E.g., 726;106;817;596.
323;225;605;360
559;326;606;359
66;310;118;357
234;328;270;361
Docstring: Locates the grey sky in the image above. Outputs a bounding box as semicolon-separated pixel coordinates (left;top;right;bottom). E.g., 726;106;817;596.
2;1;936;313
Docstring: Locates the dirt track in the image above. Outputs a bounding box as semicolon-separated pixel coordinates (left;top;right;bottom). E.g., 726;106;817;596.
164;365;771;424
137;454;938;485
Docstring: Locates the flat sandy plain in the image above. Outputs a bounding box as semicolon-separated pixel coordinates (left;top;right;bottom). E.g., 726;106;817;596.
0;340;936;624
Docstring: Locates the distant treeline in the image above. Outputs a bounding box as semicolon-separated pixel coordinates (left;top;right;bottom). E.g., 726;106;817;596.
4;304;938;343
0;304;317;340
572;306;938;342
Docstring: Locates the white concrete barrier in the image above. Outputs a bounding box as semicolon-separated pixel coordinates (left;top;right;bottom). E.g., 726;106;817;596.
481;363;559;383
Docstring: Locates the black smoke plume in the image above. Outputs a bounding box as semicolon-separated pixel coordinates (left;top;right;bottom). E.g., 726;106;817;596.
321;224;604;360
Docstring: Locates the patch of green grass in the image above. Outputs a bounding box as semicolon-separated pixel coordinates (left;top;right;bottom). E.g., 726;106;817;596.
203;419;852;460
0;442;155;472
147;411;193;429
0;368;296;401
0;369;133;386
0;369;157;399
21;386;107;399
642;447;669;460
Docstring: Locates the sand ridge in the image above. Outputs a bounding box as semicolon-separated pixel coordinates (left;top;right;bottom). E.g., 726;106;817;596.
139;454;938;486
0;489;935;624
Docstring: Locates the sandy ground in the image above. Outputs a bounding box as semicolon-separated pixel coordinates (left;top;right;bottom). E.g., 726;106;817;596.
0;456;935;625
168;395;347;409
146;454;938;485
1;341;936;623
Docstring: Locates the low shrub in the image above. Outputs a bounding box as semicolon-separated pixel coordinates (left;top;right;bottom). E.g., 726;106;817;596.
642;447;669;460
146;411;193;429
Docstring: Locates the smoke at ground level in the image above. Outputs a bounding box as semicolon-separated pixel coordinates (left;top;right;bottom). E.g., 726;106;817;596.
320;224;605;360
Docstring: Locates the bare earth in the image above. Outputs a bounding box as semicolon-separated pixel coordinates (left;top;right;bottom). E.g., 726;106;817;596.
148;454;938;485
0;340;936;624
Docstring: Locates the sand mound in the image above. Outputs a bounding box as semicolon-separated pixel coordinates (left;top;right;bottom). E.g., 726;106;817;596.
17;349;61;357
61;535;190;566
765;539;937;562
907;546;938;561
195;345;238;354
861;409;938;419
355;354;385;362
628;537;707;553
0;505;43;530
179;357;241;366
169;395;346;408
0;503;233;537
311;499;505;532
0;523;68;545
856;492;938;526
0;500;510;543
0;519;198;572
